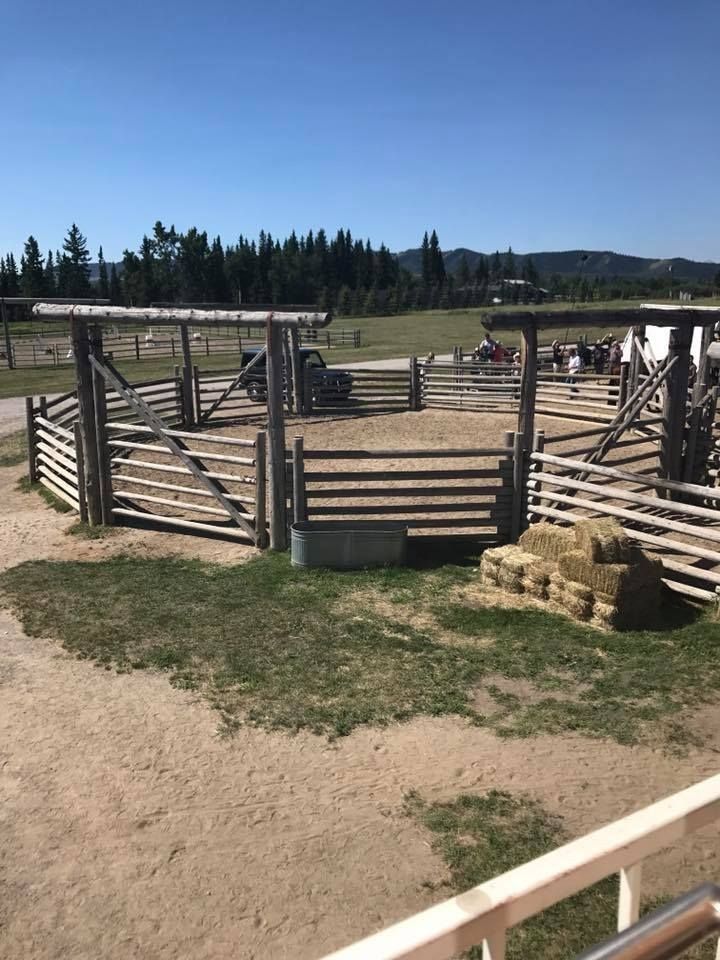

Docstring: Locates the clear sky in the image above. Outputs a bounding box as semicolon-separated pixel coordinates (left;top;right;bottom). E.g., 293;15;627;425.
2;0;718;262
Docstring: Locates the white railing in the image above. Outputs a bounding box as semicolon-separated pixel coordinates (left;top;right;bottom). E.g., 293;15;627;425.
319;774;720;960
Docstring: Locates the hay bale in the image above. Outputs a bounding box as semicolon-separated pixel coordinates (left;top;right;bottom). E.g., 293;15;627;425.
547;571;567;604
525;560;555;585
519;523;575;561
523;577;548;600
564;593;593;621
480;555;500;585
574;518;633;564
592;600;621;630
564;580;594;603
480;545;518;586
557;550;662;601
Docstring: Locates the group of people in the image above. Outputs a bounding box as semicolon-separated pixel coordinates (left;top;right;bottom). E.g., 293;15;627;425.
472;335;521;368
551;336;623;377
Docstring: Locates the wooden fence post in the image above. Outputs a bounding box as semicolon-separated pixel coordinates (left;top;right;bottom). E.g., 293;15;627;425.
72;315;102;525
254;430;268;548
266;316;287;550
134;334;140;360
90;325;114;525
193;364;202;422
282;328;294;414
39;395;48;419
290;328;303;415
292;436;307;523
409;356;421;410
179;325;195;426
303;372;314;415
618;361;629;410
518;323;538;451
73;422;89;523
660;325;692;491
25;397;37;482
511;431;525;541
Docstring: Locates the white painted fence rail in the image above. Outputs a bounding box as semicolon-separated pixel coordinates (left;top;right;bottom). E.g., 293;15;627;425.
319;774;720;960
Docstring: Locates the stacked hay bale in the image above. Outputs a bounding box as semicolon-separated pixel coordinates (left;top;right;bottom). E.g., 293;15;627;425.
558;519;663;630
479;518;663;630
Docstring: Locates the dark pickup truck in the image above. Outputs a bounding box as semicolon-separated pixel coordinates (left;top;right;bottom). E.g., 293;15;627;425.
242;347;353;403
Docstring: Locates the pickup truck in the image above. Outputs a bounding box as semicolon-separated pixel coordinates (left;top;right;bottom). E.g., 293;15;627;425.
242;347;353;403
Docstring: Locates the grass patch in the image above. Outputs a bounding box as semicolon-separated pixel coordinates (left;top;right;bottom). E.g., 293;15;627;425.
0;551;718;746
0;429;27;467
406;790;714;959
16;475;73;513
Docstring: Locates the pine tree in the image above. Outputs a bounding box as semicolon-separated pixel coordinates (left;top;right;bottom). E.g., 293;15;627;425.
421;231;431;286
336;285;352;316
490;251;502;283
456;253;471;287
97;246;110;300
109;263;122;305
20;236;45;296
429;230;445;285
5;253;19;296
44;251;56;296
503;246;516;280
522;255;539;287
363;284;379;316
61;223;92;296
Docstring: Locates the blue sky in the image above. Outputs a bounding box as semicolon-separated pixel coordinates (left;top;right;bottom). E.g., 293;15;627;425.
2;0;718;262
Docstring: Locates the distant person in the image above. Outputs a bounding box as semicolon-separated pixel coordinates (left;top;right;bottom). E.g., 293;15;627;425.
492;341;505;363
480;334;495;361
567;347;583;394
592;339;605;374
688;355;698;389
551;339;563;374
609;340;622;376
579;341;593;367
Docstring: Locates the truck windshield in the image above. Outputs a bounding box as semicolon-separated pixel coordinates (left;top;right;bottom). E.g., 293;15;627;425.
303;351;325;368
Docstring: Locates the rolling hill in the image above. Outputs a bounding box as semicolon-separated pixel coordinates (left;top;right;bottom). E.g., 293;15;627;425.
397;247;720;281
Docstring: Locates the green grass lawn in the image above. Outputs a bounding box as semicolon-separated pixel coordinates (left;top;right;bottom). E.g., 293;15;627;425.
407;789;714;959
2;550;718;745
0;298;686;400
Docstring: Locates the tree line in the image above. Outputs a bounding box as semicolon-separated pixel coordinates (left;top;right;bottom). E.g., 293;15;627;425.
1;223;717;317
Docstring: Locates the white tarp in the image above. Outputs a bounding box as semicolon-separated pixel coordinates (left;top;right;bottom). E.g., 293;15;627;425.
621;325;705;365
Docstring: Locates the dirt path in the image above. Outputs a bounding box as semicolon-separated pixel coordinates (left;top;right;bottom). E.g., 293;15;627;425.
2;609;720;960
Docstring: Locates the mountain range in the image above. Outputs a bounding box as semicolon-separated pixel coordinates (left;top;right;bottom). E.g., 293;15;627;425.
396;248;720;282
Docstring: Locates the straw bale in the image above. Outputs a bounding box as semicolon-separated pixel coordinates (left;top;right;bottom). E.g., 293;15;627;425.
525;560;555;585
564;580;594;603
592;601;621;630
557;550;662;600
523;578;548;600
519;523;574;561
574;518;633;564
564;594;593;621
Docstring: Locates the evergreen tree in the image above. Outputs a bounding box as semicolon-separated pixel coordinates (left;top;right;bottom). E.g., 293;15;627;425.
0;258;6;297
336;285;352;316
421;231;431;286
522;255;539;287
489;250;502;283
109;263;122;305
20;236;45;296
474;254;489;284
363;284;379;316
97;246;110;300
4;253;20;296
456;253;471;287
503;246;516;280
61;223;92;296
429;230;445;284
44;250;56;296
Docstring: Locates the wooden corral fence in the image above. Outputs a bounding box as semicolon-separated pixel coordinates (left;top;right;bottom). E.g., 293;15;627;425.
5;326;361;368
290;433;523;543
319;774;720;960
527;440;720;602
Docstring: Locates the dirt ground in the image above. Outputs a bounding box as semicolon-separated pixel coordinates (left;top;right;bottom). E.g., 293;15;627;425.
2;410;719;960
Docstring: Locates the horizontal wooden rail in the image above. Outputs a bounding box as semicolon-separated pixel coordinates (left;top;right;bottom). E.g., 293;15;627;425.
300;447;513;460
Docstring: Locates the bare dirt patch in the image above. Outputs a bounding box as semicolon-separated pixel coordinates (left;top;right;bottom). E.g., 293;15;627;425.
2;609;720;960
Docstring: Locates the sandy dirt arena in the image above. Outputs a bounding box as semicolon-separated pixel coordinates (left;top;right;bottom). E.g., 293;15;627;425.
1;410;719;960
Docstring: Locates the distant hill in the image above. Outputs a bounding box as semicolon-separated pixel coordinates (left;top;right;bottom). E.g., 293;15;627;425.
397;247;720;281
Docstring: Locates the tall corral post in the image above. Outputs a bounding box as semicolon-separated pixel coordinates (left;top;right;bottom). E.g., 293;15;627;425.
618;361;630;410
628;324;645;395
292;436;307;523
89;325;114;525
517;323;538;451
71;314;103;525
192;364;202;422
179;324;195;426
25;397;37;482
254;430;268;548
660;324;692;491
1;299;14;369
282;328;294;414
266;315;287;549
289;327;303;415
409;355;421;410
511;431;525;541
527;429;545;526
694;323;714;405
